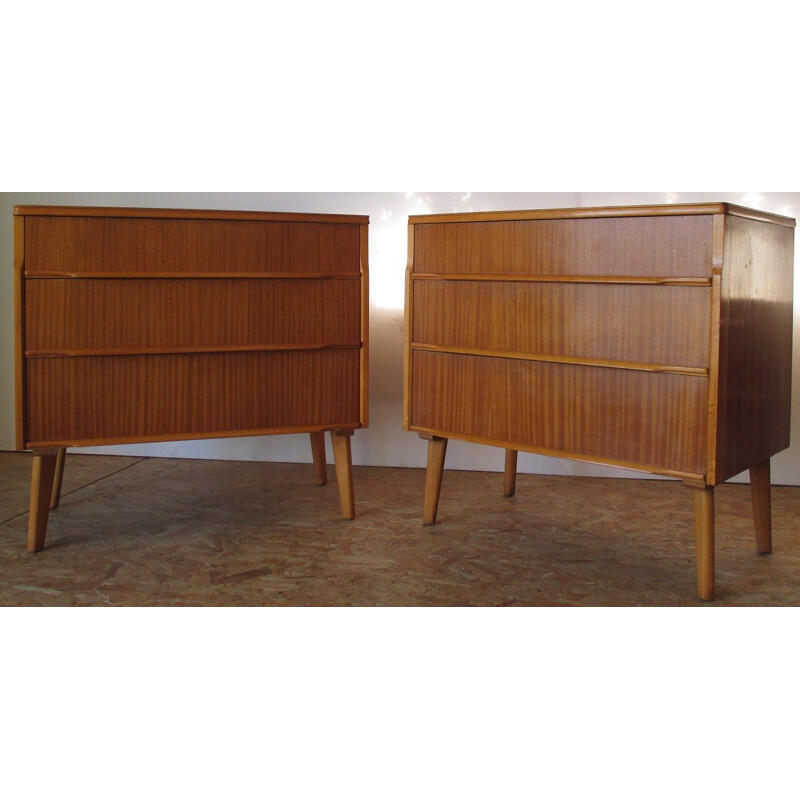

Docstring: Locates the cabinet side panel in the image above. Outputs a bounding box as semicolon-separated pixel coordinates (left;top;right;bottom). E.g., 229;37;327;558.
24;350;361;447
24;217;362;274
410;350;708;476
715;216;794;483
413;216;714;278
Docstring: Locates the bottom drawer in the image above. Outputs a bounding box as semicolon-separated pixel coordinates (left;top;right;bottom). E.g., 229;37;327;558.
410;350;708;476
24;349;361;447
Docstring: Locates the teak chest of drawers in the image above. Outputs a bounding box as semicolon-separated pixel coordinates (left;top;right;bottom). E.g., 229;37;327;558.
404;203;794;600
14;205;369;551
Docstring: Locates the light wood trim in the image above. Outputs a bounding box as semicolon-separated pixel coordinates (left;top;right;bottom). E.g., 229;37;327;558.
409;424;706;485
359;223;370;427
310;432;327;486
15;205;370;224
13;215;26;450
25;271;362;280
504;450;518;497
411;273;712;287
410;343;709;377
706;273;723;485
50;447;66;509
408;203;795;226
331;430;355;519
423;436;448;525
724;205;796;227
750;459;773;554
705;211;725;484
403;221;415;431
26;422;363;451
692;486;715;601
28;450;58;552
27;343;363;358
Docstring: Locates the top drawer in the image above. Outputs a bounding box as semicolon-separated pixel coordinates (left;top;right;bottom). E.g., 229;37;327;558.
412;214;714;278
23;216;363;275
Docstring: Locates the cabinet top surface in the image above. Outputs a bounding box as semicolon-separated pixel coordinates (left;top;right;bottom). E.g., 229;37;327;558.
14;205;370;225
408;202;796;227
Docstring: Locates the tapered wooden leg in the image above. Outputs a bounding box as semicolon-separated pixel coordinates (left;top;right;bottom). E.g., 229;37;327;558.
692;486;715;601
750;459;772;554
309;431;328;486
28;450;59;552
423;436;448;525
331;430;355;519
50;447;67;509
504;449;518;497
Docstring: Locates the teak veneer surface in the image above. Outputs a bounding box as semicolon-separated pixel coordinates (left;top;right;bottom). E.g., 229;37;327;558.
25;349;361;447
26;278;361;353
22;215;362;275
413;281;711;369
411;350;709;476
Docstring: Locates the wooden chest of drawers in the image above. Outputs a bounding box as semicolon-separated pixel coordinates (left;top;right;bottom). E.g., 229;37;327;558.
404;203;794;599
15;206;369;551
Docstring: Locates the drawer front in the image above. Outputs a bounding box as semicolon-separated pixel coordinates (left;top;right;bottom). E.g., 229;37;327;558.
413;215;714;278
26;278;362;352
410;350;708;476
412;281;711;369
24;217;362;275
24;349;361;447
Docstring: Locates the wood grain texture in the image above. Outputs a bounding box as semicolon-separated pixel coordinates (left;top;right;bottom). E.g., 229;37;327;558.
411;350;708;476
24;216;362;275
26;278;361;352
25;349;361;447
713;215;794;484
413;215;715;278
412;280;711;369
17;206;369;450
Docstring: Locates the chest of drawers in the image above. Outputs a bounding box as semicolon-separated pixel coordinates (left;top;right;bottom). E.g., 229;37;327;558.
404;203;794;600
15;205;369;551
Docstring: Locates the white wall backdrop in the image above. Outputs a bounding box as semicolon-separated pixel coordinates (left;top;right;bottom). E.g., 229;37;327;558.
2;191;798;485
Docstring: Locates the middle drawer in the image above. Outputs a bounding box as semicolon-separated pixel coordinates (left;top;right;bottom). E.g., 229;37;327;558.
26;277;362;353
412;279;711;370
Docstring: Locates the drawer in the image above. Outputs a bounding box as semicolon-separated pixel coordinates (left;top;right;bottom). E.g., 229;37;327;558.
25;278;362;353
23;349;362;447
409;350;709;476
413;215;714;278
24;216;362;275
412;280;711;369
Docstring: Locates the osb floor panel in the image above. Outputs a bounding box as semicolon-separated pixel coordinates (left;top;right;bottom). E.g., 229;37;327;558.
1;451;799;606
